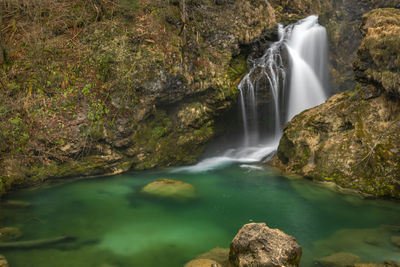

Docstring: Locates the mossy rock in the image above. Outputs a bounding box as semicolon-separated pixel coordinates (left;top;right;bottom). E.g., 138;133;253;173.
140;179;196;201
314;252;361;267
0;227;22;241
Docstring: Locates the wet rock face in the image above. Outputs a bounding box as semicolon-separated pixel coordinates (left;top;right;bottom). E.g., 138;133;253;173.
354;8;400;99
229;223;302;267
321;0;400;93
272;8;400;199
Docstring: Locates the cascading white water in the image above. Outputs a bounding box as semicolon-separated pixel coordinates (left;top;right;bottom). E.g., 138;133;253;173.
238;23;287;145
174;15;330;173
286;15;329;121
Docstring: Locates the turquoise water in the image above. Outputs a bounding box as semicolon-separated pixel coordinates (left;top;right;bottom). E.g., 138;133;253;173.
1;164;399;266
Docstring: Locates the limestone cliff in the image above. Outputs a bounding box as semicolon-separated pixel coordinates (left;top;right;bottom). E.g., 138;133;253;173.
272;8;400;199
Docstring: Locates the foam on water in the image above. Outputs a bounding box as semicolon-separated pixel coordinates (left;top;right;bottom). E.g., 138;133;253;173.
172;141;278;173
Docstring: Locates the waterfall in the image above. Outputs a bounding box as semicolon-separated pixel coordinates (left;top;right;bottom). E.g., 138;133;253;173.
239;14;329;143
238;24;287;146
286;15;329;121
173;15;330;173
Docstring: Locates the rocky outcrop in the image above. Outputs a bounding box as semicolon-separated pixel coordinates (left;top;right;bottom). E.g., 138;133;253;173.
272;8;400;198
320;0;400;93
229;223;302;267
354;8;400;98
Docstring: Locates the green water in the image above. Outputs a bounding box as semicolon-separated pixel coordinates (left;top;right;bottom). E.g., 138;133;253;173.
1;164;399;266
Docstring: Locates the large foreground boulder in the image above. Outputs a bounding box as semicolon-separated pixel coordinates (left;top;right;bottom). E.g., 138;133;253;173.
229;223;302;267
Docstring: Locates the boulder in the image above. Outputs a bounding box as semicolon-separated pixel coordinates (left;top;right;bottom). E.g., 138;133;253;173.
0;227;22;241
0;255;8;267
314;252;361;267
229;223;302;267
140;179;196;201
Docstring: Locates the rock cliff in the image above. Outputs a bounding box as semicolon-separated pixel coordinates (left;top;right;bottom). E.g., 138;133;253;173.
320;0;400;93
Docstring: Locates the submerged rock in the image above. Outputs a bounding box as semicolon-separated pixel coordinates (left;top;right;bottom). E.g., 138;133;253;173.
196;247;229;266
184;258;220;267
0;255;8;267
0;227;22;241
229;223;302;267
355;262;400;267
390;236;400;248
314;252;361;267
3;200;32;208
140;179;196;201
185;247;229;267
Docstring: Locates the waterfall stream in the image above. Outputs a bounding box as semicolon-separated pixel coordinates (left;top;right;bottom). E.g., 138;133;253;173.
175;15;330;172
286;15;329;121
